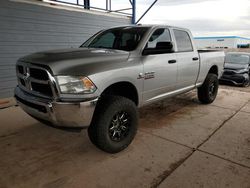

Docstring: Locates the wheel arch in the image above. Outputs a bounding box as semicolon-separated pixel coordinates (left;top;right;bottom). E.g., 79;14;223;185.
100;81;139;106
208;65;218;76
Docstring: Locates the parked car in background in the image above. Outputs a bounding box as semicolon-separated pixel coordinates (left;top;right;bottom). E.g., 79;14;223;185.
220;52;250;87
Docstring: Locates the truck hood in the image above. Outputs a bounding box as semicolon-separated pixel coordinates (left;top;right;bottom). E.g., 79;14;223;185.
224;62;249;70
19;48;130;75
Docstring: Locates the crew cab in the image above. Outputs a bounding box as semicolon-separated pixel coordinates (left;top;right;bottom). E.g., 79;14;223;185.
15;25;225;153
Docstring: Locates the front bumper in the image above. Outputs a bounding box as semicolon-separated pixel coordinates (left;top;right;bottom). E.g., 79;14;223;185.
14;87;98;128
219;74;248;86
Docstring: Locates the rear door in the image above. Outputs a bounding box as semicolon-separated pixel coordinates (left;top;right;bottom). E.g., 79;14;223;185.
142;28;177;104
173;29;199;89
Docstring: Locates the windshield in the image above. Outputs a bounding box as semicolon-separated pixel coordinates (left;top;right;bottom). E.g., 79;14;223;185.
225;54;250;65
81;27;149;51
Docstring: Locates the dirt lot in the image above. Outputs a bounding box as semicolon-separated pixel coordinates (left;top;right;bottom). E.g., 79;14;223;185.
0;85;250;188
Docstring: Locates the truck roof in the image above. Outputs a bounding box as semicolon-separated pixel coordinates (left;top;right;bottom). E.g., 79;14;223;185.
108;24;190;32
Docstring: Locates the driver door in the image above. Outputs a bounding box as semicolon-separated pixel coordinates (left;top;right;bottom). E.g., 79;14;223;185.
142;28;177;104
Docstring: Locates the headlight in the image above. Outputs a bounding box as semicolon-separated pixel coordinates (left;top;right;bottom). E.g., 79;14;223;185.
56;76;96;94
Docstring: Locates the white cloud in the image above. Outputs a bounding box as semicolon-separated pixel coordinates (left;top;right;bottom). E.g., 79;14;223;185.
137;0;250;37
137;0;218;6
59;0;250;38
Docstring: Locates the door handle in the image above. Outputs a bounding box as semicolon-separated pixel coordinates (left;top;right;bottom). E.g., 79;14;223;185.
168;59;177;64
192;57;199;61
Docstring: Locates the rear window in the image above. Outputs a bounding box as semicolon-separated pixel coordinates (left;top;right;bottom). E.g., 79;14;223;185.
173;29;193;52
225;54;250;64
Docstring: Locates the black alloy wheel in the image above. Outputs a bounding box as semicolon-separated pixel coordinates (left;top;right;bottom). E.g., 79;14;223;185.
88;96;138;153
198;73;219;104
109;111;130;142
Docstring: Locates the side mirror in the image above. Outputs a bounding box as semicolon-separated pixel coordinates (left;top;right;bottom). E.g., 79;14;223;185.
142;41;174;55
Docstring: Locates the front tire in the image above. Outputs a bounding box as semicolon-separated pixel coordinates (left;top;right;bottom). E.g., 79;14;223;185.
242;73;250;87
198;73;219;104
88;96;138;153
243;80;250;87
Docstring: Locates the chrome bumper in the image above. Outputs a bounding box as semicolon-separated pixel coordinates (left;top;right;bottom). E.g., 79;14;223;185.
14;87;98;128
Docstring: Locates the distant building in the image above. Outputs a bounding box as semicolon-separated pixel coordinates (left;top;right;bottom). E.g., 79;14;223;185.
194;36;250;49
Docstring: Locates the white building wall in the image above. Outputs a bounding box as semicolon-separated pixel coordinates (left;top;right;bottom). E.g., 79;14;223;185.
194;38;237;49
0;0;130;98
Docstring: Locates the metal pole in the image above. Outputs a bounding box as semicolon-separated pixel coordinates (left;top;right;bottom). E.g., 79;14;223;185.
136;0;158;24
84;0;90;9
132;0;136;24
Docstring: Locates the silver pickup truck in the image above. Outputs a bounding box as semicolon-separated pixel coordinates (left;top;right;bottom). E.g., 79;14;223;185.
15;25;225;153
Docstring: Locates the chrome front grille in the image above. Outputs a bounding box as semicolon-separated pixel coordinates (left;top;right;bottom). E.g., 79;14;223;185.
16;62;57;99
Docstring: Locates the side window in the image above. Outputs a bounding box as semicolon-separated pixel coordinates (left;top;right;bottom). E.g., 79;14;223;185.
173;29;193;52
89;32;115;48
120;33;139;51
146;28;171;49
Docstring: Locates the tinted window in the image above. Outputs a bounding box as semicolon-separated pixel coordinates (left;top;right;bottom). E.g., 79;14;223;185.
174;29;193;52
81;27;148;51
90;32;115;48
146;28;171;49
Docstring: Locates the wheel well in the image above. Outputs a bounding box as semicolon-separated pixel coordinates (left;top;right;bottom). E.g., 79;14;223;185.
208;65;218;76
101;82;139;105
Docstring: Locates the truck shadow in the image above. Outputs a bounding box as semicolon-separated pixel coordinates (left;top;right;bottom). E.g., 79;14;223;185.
0;91;198;187
139;91;198;129
0;91;198;165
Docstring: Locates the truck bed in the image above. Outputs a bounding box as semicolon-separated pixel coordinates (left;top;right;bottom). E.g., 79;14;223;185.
196;50;225;85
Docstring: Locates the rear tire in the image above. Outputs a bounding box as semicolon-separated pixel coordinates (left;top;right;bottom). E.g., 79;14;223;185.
88;96;138;153
198;73;219;104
